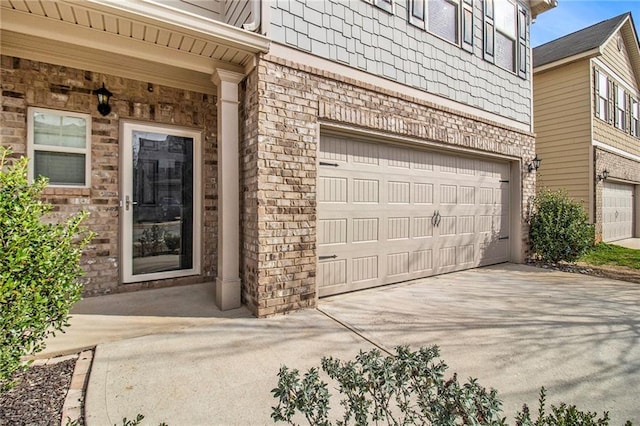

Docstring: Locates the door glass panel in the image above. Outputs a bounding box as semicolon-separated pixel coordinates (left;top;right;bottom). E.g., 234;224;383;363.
131;131;194;275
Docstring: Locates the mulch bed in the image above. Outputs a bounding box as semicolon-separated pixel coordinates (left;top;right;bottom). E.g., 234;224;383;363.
0;358;76;426
527;259;640;284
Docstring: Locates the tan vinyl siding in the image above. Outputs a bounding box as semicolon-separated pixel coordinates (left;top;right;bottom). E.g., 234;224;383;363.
594;34;640;157
601;33;636;87
533;59;592;204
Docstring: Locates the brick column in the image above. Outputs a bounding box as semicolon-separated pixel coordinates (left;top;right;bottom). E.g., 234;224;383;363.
212;69;244;310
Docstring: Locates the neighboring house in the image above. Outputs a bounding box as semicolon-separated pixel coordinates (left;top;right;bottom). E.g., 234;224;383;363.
533;13;640;243
1;0;555;317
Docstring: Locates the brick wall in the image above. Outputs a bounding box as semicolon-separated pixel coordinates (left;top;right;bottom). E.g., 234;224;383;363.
0;55;217;296
594;148;640;241
245;54;536;317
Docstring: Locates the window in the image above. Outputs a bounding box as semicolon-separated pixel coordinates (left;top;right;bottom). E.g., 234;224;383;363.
615;85;626;130
631;98;639;137
429;0;459;44
409;0;473;50
27;108;91;187
484;0;527;77
374;0;394;13
595;70;610;122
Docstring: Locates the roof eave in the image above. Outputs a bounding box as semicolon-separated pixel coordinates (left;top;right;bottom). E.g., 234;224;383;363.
533;47;601;74
77;0;270;54
529;0;558;19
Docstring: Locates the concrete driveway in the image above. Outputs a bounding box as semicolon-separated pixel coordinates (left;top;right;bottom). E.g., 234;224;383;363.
49;264;639;425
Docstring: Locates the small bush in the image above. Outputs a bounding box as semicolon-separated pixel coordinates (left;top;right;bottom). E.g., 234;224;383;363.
516;387;622;426
272;347;628;426
0;148;92;391
529;190;594;263
272;345;506;425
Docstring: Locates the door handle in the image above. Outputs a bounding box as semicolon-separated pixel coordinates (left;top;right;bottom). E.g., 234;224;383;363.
125;195;138;211
432;210;442;227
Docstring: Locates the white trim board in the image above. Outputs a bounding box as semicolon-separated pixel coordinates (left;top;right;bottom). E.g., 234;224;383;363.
592;140;640;163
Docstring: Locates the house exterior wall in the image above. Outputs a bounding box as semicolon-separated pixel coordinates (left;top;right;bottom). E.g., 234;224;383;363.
533;59;592;206
601;35;637;88
0;55;218;296
243;53;536;317
268;0;533;126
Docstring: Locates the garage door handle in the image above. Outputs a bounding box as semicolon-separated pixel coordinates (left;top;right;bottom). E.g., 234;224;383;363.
432;211;442;227
319;255;338;260
319;161;339;167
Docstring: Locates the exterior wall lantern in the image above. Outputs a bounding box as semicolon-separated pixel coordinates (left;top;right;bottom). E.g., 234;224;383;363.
597;169;610;182
94;83;113;116
527;155;541;173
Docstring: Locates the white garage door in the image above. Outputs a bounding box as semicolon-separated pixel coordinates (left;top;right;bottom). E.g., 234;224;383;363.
603;182;635;242
318;135;510;297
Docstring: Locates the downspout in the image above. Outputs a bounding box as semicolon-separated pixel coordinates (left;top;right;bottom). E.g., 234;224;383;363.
243;0;261;32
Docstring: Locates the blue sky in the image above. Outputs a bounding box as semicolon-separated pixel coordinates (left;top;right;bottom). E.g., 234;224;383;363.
531;0;640;47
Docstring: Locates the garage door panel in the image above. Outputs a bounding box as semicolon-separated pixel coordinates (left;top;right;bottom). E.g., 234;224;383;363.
603;182;635;242
318;135;511;297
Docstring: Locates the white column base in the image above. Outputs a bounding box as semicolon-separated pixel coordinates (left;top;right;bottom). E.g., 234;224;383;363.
215;277;241;311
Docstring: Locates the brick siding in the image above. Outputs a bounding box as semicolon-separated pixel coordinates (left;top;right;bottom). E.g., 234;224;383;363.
0;55;217;295
243;54;536;317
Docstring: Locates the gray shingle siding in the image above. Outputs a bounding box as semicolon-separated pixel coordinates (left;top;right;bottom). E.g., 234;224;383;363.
269;0;532;124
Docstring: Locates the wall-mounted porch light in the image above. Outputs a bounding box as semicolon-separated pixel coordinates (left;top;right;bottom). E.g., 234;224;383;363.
94;83;113;116
527;155;541;173
597;169;610;182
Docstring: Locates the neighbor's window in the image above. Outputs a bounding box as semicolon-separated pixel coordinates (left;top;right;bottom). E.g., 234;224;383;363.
27;107;91;187
595;70;610;122
615;85;626;130
631;98;639;137
484;0;527;77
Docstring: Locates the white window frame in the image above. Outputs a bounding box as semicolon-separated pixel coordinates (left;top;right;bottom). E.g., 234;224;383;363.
27;107;91;188
631;98;639;137
374;0;394;14
615;85;626;130
484;0;527;77
427;0;461;45
595;70;610;122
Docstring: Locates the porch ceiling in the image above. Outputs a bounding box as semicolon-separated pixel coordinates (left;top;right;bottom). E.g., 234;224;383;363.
1;0;269;89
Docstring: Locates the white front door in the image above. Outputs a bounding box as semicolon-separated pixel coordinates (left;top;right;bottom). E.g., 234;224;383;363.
120;121;201;283
318;134;510;297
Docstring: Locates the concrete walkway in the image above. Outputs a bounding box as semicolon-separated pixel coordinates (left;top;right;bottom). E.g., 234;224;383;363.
46;264;640;425
612;237;640;250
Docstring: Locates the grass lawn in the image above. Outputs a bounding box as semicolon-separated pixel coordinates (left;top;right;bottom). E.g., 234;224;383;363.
579;243;640;270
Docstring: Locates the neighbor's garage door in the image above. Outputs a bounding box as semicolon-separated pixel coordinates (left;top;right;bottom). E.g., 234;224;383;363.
317;135;510;297
603;182;635;242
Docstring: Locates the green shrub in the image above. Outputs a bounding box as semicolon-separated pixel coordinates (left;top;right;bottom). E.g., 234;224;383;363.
529;190;594;263
272;345;506;425
0;148;92;391
516;387;625;426
272;346;628;426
